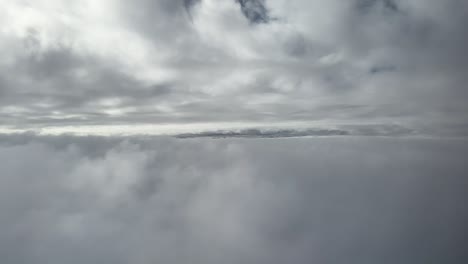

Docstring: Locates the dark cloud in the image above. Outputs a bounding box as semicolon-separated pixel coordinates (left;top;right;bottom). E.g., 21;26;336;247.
0;135;467;263
356;0;399;13
173;123;425;139
369;64;397;74
236;0;272;24
176;128;349;138
184;0;202;20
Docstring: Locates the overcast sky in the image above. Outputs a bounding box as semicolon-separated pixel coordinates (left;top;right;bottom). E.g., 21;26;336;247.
0;0;467;135
1;1;468;263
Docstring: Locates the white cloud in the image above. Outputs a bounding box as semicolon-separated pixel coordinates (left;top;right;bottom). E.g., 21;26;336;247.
0;0;467;135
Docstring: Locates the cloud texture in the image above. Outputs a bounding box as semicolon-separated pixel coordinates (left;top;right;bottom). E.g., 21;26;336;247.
0;135;467;263
0;0;467;135
1;2;467;263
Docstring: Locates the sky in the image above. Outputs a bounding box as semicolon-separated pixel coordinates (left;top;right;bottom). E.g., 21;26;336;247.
0;0;467;136
0;1;467;263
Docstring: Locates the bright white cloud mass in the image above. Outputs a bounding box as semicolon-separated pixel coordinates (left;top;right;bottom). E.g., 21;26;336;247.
0;1;467;263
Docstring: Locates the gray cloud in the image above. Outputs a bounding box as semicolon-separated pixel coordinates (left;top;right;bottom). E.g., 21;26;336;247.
1;3;467;263
236;0;273;24
0;135;467;263
0;0;467;135
175;128;350;138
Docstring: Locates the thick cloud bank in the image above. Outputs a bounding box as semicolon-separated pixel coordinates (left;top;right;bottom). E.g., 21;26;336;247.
0;135;466;264
0;0;467;134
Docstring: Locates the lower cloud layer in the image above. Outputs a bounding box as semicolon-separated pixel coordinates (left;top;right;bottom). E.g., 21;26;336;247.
0;135;467;264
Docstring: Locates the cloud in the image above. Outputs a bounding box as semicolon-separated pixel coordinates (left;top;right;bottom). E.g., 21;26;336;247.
1;3;466;262
236;0;273;24
176;128;349;138
0;0;467;135
0;134;467;263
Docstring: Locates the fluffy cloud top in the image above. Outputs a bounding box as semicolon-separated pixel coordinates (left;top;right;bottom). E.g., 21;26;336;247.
0;135;467;264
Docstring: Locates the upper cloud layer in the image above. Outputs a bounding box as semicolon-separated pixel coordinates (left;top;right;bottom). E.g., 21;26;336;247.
0;0;467;135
